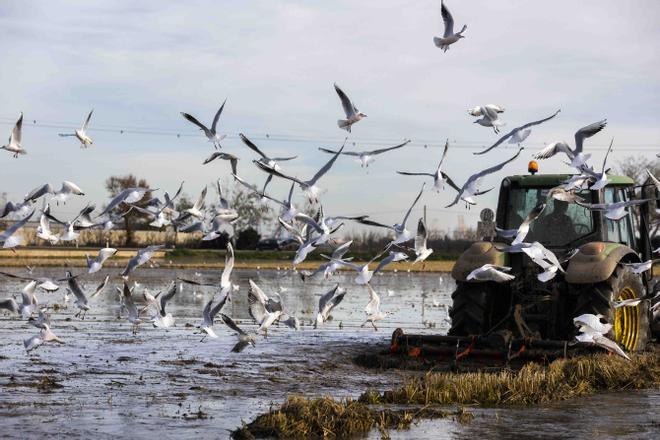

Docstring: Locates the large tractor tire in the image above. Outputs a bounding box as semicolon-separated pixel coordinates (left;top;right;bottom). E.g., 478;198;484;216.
448;282;495;336
573;265;649;352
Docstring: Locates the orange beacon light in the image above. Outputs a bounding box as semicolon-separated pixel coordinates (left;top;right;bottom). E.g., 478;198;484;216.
528;160;539;175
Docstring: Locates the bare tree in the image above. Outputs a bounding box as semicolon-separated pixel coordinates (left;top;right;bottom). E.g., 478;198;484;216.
617;155;660;185
230;187;273;234
105;174;152;247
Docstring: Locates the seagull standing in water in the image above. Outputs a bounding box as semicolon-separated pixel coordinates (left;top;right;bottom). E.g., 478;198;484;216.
58;109;94;148
314;284;347;329
397;139;452;192
474;109;561;155
220;314;256;353
1;112;26;157
533;120;607;169
433;1;467;52
334;83;367;132
180;99;227;148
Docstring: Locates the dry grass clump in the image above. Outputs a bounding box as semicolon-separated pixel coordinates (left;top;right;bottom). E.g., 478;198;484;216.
231;395;470;439
364;353;659;407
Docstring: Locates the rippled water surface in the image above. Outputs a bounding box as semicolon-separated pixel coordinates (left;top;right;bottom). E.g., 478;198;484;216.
0;267;657;439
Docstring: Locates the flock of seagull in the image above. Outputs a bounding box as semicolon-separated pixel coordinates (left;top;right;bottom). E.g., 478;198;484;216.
1;1;659;359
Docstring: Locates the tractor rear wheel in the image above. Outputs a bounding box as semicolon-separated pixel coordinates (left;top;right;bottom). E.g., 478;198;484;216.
448;282;495;336
573;266;649;351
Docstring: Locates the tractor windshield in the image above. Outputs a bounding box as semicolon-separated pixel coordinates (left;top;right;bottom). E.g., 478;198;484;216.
504;187;594;247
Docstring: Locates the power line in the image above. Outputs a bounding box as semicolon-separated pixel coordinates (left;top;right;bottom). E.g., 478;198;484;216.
0;119;658;151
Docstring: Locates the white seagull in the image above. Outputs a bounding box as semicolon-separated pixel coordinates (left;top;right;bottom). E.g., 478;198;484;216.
533;120;607;169
318;140;410;168
121;245;165;278
397;139;452;192
254;141;346;203
1;112;26;157
0;209;34;249
98;187;151;217
198;291;230;340
334;83;367;132
58;109;94;148
573;313;629;360
495;202;546;246
314;284;347;329
86;247;118;274
357;183;425;245
413;218;434;264
474;109;561;155
185;186;207;220
445;147;523;208
121;281;142;334
466;264;515;283
181;99;227;148
433;1;467;52
472;105;506;134
220;314;256;353
576;198;649;221
361;283;392;331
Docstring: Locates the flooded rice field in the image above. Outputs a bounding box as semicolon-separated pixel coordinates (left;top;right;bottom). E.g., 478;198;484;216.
0;267;657;439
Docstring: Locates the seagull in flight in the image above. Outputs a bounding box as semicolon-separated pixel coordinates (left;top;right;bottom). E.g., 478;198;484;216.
357;183;425;245
121;245;165;278
474;109;561;155
413;218;433;265
240;133;297;172
181;99;227;148
533;119;607;169
203;151;239;175
1;112;26;157
576;198;649;221
220;314;256;353
579;138;614;191
198;291;230;341
574;313;629;360
495;202;546;245
99;187;151;217
300;240;354;281
314;284;346;329
318;140;410;168
66;271;109;319
334;83;367;132
86;247;118;274
58;109;94;148
433;1;467;52
0;209;34;249
445;147;523;208
397;139;452;192
248;280;284;337
472;105;506;133
467;264;515;282
254;141;346;203
468;104;504;117
361;283;392;331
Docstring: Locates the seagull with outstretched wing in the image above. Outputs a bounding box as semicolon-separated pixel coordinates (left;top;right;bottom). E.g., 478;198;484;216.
180;99;227;148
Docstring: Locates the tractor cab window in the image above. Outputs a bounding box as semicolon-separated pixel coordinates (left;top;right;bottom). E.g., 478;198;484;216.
504;187;593;247
604;187;634;246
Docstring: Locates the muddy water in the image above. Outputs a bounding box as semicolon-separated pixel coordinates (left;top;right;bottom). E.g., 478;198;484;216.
0;267;657;439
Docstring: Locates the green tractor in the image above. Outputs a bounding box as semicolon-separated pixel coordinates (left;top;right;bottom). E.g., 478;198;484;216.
448;171;657;353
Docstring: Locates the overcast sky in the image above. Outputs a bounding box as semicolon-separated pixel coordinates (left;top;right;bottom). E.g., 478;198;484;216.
1;0;659;235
